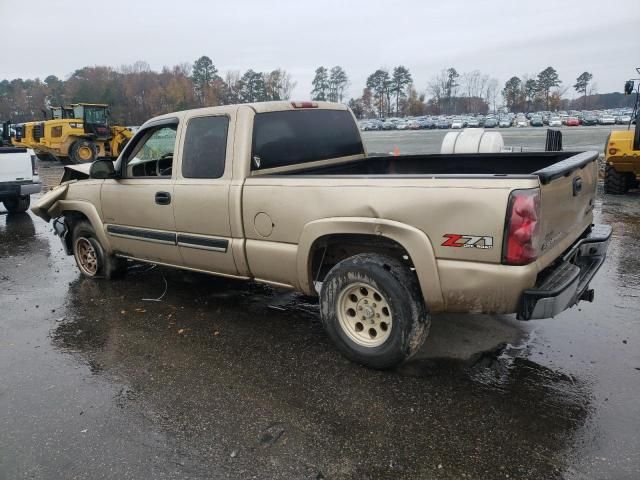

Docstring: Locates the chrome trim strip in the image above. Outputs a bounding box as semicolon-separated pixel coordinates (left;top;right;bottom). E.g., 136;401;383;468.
177;241;227;252
106;224;177;245
107;231;176;246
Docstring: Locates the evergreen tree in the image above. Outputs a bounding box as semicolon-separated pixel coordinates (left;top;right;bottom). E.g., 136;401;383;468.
537;66;561;110
311;67;329;101
238;69;267;103
574;72;593;108
366;69;390;117
191;56;219;104
502;76;522;112
391;66;412;115
328;66;349;103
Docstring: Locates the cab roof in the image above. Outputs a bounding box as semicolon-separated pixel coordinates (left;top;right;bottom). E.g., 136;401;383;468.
141;101;348;127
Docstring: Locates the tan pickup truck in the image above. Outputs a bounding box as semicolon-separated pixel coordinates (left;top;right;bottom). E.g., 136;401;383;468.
33;101;611;368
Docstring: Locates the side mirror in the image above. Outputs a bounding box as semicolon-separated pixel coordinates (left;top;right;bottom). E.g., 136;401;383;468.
90;159;116;179
624;80;634;95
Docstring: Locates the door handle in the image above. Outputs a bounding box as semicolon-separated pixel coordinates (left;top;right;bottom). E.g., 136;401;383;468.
155;191;171;205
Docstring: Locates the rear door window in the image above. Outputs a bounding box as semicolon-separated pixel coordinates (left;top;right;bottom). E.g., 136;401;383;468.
251;109;363;170
182;116;229;179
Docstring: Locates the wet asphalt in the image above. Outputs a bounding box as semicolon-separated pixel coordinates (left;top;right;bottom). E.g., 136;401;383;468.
1;133;639;479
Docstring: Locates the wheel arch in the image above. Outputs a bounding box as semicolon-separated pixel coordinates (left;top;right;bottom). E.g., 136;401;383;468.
297;217;444;311
50;200;111;254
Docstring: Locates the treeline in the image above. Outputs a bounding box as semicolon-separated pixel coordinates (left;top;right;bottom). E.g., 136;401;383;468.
0;57;634;125
347;67;500;118
349;66;634;118
0;56;296;124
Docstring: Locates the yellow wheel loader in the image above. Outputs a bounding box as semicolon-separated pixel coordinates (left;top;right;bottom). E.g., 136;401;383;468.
604;69;640;194
11;103;132;164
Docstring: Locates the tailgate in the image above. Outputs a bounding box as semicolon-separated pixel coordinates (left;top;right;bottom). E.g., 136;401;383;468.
0;148;33;182
535;151;598;268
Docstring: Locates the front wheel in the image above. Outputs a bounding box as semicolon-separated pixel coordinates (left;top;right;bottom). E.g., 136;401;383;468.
604;164;629;195
72;221;127;279
319;253;430;369
69;140;98;164
3;195;30;213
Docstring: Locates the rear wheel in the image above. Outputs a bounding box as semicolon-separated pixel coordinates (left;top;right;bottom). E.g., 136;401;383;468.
69;140;98;164
3;195;30;213
604;164;629;195
35;152;56;162
72;221;127;279
319;253;430;369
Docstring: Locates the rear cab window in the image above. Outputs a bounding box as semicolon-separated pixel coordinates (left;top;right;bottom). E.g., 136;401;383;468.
181;116;229;179
251;109;363;171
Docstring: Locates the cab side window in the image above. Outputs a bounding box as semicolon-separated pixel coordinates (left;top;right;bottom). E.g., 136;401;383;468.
181;116;229;179
125;125;177;178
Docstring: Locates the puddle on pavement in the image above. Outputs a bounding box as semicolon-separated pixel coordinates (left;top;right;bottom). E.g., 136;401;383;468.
8;201;634;478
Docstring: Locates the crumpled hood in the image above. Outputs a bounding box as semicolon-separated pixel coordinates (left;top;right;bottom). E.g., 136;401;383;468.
60;164;91;182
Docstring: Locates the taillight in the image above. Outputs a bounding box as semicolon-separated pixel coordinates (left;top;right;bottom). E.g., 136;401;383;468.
30;154;38;175
503;188;540;265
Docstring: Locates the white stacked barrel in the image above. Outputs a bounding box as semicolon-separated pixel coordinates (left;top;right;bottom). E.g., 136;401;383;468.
440;129;504;154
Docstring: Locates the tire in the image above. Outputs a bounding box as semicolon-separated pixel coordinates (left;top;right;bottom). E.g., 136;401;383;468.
604;164;628;195
35;152;55;162
69;140;98;164
3;195;30;213
319;253;430;369
71;221;127;279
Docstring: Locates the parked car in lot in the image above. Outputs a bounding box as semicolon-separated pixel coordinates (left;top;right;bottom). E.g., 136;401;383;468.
582;115;598;126
616;114;632;125
450;118;464;129
436;119;450;129
32;100;611;369
566;117;580;127
484;117;498;128
530;116;544;127
549;116;563;127
498;117;511;128
466;118;480;128
515;117;528;128
0;147;42;213
599;115;616;125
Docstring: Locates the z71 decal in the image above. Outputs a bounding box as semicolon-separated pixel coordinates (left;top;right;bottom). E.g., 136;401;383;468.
442;234;493;249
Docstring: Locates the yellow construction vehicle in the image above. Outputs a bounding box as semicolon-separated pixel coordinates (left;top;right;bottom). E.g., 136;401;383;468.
604;69;640;194
11;103;132;164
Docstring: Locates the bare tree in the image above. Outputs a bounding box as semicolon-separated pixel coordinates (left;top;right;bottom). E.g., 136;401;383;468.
427;69;449;114
484;78;499;113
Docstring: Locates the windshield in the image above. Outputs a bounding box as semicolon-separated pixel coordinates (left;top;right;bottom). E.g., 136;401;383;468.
84;107;108;125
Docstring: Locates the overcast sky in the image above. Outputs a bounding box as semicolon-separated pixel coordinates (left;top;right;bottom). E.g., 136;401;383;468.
1;0;638;100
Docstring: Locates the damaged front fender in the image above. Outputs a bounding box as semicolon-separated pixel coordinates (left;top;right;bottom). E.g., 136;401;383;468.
30;165;91;222
30;183;70;222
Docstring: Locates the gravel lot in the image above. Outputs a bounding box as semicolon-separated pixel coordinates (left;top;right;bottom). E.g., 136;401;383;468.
1;126;639;479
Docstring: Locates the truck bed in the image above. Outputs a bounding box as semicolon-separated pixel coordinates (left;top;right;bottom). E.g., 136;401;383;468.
271;151;597;185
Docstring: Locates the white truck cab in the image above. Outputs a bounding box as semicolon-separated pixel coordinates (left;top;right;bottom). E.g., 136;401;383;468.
0;146;42;213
